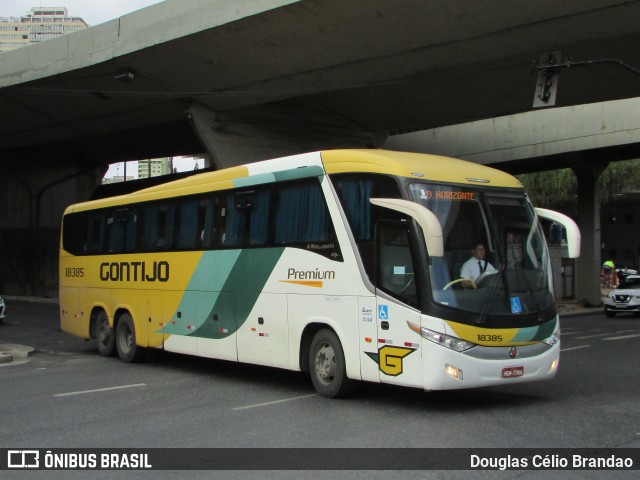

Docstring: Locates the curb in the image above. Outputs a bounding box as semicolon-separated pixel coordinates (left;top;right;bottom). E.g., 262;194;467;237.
0;344;35;362
0;352;13;364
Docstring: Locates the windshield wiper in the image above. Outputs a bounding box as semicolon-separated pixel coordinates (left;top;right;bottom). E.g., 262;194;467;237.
476;263;506;325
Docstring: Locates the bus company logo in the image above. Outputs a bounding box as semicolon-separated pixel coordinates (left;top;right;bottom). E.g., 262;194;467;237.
99;261;169;283
366;345;416;376
280;267;335;288
8;450;39;468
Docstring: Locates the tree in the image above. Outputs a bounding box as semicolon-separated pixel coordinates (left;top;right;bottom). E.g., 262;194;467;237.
518;158;640;210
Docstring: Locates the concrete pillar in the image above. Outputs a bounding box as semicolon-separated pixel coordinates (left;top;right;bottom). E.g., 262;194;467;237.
571;158;609;306
186;103;386;169
0;163;105;297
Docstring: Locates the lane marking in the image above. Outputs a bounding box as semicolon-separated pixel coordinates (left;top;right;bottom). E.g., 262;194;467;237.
232;393;317;411
602;333;640;341
53;383;146;397
574;333;611;340
560;332;578;336
561;345;591;352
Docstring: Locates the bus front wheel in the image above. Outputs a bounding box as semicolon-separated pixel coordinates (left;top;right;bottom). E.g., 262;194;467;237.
115;313;146;363
95;311;116;357
309;329;353;398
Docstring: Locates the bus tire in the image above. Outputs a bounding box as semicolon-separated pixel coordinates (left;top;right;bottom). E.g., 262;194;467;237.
115;313;146;363
309;329;353;398
95;310;116;357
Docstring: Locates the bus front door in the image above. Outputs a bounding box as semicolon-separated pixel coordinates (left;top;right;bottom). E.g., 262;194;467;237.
374;221;423;388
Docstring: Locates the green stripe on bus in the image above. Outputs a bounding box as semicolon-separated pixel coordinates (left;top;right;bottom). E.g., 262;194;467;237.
162;248;285;339
511;318;557;343
232;166;324;188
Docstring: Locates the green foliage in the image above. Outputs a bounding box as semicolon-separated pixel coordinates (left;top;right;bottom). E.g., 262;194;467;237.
517;159;640;209
599;159;640;202
517;169;576;208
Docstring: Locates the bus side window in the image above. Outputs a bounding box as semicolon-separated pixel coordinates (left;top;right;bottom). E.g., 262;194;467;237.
143;203;175;251
199;197;214;248
86;212;106;254
376;221;418;307
223;188;270;247
273;179;331;244
176;199;199;250
106;208;132;253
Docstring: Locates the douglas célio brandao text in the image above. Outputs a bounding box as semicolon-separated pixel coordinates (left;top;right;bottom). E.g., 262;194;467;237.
470;453;634;470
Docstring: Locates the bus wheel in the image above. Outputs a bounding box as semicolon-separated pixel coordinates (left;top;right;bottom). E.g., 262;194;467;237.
95;311;116;357
309;329;353;398
115;313;146;363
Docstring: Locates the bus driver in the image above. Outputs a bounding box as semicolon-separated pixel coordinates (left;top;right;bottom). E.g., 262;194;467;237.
460;242;496;286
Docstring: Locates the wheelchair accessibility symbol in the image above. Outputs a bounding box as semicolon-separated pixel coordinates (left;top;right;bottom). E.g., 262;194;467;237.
378;304;389;320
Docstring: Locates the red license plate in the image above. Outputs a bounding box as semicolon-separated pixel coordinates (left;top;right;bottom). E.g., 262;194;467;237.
502;366;524;378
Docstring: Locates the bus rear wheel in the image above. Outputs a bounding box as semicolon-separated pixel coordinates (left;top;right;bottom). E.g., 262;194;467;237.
309;329;353;398
115;313;146;363
95;311;115;357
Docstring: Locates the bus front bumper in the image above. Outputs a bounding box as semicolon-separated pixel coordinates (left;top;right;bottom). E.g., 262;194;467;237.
422;341;560;391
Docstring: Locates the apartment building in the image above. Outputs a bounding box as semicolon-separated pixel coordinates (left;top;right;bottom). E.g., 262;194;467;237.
0;7;87;53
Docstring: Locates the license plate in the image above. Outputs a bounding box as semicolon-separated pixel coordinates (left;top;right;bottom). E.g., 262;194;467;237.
502;366;524;378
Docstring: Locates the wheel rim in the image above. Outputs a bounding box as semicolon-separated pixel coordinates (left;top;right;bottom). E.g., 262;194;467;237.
314;342;336;386
118;323;132;353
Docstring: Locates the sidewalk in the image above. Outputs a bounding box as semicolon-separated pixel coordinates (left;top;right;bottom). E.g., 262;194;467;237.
556;300;602;318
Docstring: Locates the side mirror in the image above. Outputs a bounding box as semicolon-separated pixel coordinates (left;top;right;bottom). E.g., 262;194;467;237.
370;198;444;257
535;208;581;258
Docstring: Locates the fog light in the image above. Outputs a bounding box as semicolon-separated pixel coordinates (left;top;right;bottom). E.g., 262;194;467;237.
549;359;559;373
445;364;463;381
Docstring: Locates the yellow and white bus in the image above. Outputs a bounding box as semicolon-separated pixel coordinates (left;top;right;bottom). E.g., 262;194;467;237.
60;149;580;397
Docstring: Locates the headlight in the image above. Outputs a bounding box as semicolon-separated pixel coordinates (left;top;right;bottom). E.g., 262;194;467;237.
407;322;475;352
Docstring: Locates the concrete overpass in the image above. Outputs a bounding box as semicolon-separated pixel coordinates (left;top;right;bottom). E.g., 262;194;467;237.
1;0;640;297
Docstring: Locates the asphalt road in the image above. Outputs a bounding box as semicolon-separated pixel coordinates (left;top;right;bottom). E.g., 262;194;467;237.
1;300;639;479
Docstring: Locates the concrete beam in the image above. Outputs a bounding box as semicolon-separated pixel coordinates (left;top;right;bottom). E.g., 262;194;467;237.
0;0;299;88
386;97;640;169
186;103;385;168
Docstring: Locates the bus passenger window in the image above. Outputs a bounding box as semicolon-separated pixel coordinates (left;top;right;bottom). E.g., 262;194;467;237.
223;189;270;247
273;180;331;244
176;199;199;250
143;203;175;251
86;213;106;254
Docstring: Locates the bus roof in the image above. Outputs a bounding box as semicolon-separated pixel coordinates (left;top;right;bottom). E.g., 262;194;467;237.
321;149;522;188
65;149;522;213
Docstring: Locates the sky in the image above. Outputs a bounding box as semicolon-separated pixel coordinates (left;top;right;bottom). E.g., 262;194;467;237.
1;0;165;26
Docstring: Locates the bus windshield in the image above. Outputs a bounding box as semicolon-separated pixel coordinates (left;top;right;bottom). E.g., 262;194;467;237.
409;183;554;320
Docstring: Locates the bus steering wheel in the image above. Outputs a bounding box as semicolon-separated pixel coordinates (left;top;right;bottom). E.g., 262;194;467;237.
443;278;476;290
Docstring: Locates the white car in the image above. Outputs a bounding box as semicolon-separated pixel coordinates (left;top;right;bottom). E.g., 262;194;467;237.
0;296;6;321
603;274;640;317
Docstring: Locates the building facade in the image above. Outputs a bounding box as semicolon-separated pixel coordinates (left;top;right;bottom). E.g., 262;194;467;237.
138;158;174;179
0;7;87;53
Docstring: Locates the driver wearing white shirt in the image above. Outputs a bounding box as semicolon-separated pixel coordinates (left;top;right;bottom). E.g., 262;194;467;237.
460;243;497;286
